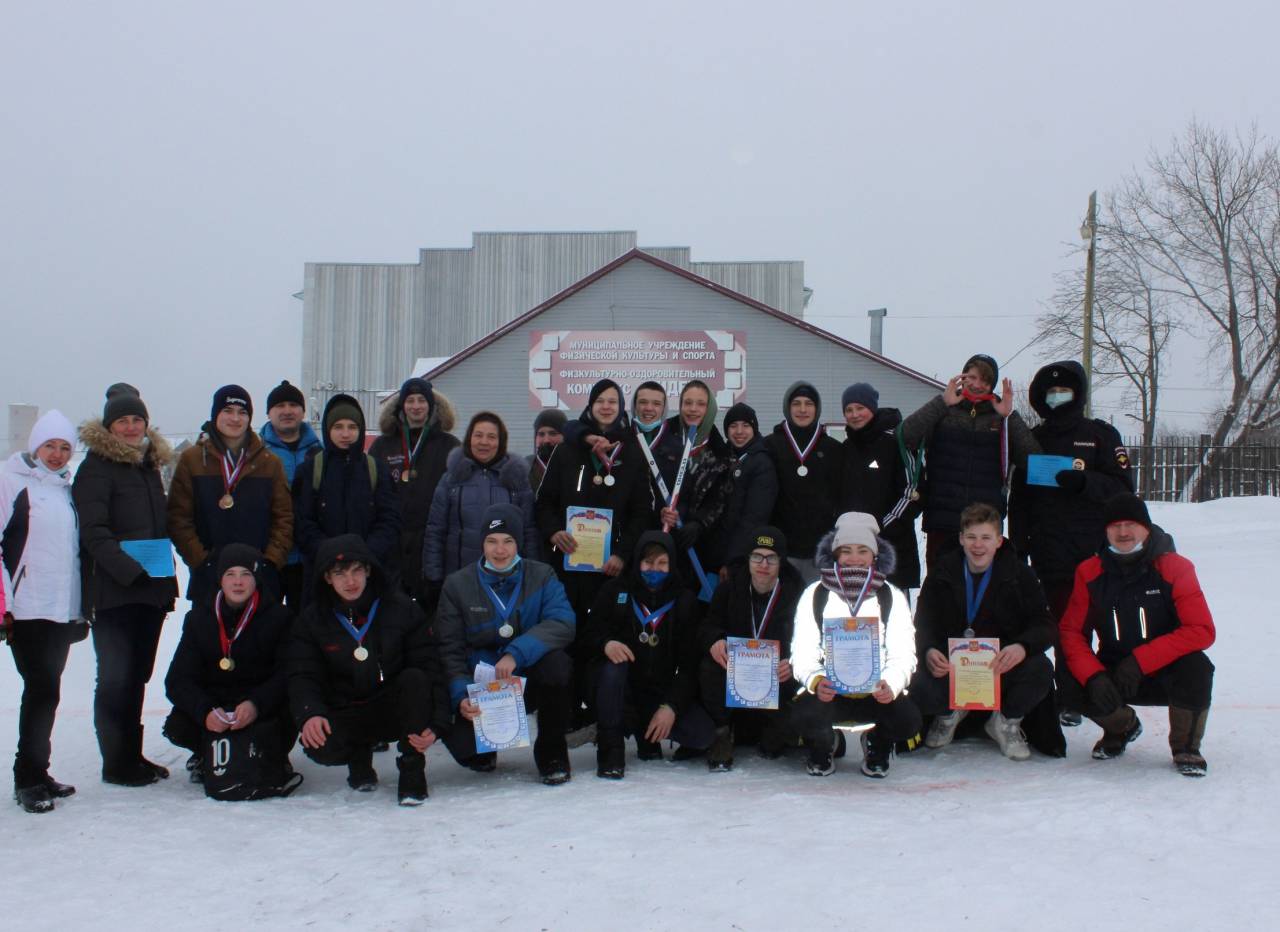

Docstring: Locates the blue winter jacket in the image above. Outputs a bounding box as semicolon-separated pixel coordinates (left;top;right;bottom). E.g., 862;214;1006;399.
434;558;576;706
261;421;322;565
422;449;539;583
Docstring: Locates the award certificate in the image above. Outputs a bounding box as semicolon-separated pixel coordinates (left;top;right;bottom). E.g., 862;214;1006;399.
467;678;532;752
564;506;613;573
726;637;780;709
823;617;881;695
948;637;1001;711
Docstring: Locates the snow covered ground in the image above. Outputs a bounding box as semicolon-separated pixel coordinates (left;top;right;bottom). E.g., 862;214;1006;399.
3;498;1278;931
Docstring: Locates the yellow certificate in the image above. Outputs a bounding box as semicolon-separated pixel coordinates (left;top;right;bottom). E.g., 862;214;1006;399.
564;506;613;573
948;637;1001;711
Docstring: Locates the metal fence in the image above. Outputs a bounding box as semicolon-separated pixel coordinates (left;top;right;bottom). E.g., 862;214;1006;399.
1122;435;1280;502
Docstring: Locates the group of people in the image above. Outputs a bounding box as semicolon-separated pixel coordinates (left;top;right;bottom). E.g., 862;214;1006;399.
0;354;1218;813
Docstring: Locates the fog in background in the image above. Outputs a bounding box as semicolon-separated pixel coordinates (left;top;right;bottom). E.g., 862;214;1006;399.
3;0;1276;444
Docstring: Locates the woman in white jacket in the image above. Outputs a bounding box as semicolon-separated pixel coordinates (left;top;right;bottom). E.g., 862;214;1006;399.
789;512;921;779
1;411;84;813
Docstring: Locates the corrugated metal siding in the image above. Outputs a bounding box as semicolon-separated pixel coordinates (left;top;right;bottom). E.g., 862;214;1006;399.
693;261;806;316
428;257;938;454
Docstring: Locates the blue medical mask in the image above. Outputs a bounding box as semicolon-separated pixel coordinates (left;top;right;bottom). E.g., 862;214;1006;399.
1046;390;1074;409
640;569;669;588
483;554;522;575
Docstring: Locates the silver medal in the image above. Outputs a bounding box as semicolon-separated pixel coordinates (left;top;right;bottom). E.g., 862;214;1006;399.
498;623;514;639
603;474;616;487
963;628;975;639
353;646;369;662
638;631;650;644
796;464;809;477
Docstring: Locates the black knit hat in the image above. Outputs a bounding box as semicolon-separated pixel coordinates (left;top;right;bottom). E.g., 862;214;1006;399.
748;525;788;562
533;409;568;433
964;354;1000;387
841;382;879;413
217;543;263;580
211;385;253;423
102;383;149;428
481;503;524;549
266;380;305;411
399;378;434;410
723;402;759;436
1103;493;1152;529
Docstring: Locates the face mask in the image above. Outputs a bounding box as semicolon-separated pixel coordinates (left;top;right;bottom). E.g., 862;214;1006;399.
483;554;522;575
1046;390;1074;409
1107;540;1144;557
640;569;669;588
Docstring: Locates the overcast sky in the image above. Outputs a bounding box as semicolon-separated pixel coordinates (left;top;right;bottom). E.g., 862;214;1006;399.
3;0;1276;445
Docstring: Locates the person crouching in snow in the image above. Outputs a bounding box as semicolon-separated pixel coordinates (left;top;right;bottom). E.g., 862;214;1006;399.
1058;494;1215;776
163;544;296;789
434;504;577;786
290;534;447;805
909;503;1057;761
585;531;713;779
789;513;920;778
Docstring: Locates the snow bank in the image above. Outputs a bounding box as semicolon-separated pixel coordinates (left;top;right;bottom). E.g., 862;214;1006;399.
2;499;1277;930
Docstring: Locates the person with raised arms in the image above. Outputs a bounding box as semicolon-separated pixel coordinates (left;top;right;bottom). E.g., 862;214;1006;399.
789;513;919;779
435;504;577;785
290;534;447;805
585;531;712;778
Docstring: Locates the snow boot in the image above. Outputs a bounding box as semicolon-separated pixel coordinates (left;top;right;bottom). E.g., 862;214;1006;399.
346;747;378;791
985;712;1031;761
707;727;734;773
925;709;968;749
42;774;75;798
1169;706;1209;777
538;760;572;786
596;735;625;780
1091;707;1142;760
396;743;428;805
14;784;54;814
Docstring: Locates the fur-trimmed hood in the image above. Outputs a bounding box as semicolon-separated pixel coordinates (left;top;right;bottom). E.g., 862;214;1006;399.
377;388;457;437
78;418;174;467
813;528;898;578
444;446;528;491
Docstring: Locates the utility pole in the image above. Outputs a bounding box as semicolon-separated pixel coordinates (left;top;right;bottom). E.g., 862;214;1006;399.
1080;191;1098;418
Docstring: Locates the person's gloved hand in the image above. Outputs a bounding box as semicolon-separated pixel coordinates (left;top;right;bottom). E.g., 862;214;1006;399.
1055;469;1087;494
675;521;702;551
1110;655;1143;700
1085;671;1122;716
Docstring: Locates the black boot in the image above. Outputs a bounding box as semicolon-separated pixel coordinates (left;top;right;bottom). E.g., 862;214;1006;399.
347;747;378;791
136;726;169;780
596;733;625;780
42;775;76;798
1090;706;1142;760
635;739;663;761
707;726;734;773
396;742;428;805
1169;707;1209;777
14;784;55;814
534;685;572;786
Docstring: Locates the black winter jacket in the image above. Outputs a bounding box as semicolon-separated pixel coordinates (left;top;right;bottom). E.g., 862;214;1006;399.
288;536;448;731
73;420;179;616
583;532;702;714
720;435;779;567
1009;361;1134;585
165;594;293;723
839;407;922;588
697;559;804;655
913;544;1054;658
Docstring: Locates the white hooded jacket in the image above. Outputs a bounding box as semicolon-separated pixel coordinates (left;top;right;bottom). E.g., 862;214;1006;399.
1;451;82;622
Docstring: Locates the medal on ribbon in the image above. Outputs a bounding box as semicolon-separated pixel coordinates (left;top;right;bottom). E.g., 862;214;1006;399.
963;564;993;639
632;598;676;647
334;599;380;661
220;449;247;509
480;567;523;640
750;582;781;639
215;590;260;672
783;421;823;477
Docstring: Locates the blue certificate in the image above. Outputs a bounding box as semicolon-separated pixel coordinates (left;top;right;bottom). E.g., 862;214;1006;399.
120;538;176;578
467;678;531;753
726;637;780;709
822;617;881;696
1026;454;1078;487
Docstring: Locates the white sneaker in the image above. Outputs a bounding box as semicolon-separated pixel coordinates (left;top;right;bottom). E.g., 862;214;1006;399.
925;710;968;749
985;712;1031;761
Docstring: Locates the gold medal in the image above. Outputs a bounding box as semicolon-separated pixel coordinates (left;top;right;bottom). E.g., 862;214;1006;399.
401;471;411;484
592;475;604;485
219;657;234;672
910;490;921;501
218;493;235;510
353;646;369;662
647;634;659;648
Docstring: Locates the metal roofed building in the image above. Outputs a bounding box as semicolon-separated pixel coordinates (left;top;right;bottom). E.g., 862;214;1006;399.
422;249;942;453
301;231;811;420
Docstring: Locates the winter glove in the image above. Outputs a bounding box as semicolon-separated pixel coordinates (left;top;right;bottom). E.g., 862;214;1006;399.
1110;655;1143;700
1055;469;1087;494
675;521;702;551
1085;671;1123;716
